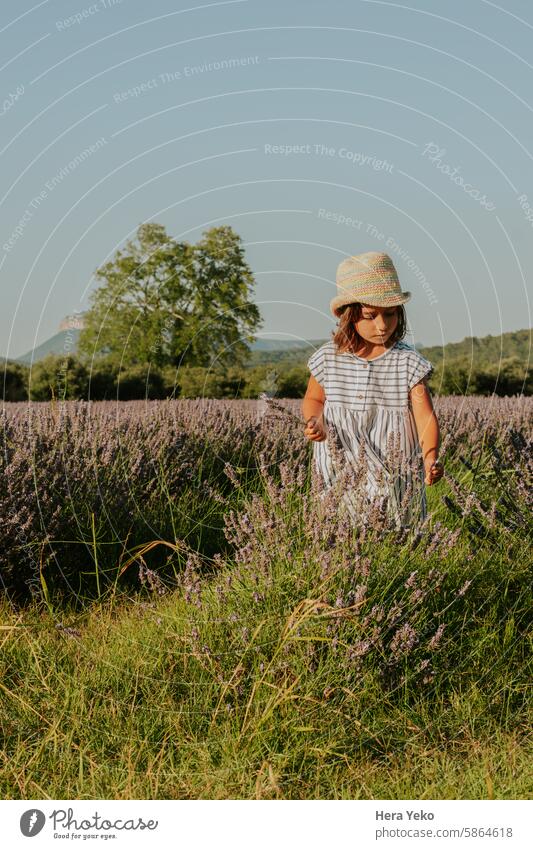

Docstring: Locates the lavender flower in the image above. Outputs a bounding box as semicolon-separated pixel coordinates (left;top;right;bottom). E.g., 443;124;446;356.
55;623;81;638
428;623;446;650
223;462;241;488
390;623;419;657
138;561;167;595
457;580;473;597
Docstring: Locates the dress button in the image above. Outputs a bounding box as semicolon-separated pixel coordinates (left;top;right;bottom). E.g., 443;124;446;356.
357;394;364;398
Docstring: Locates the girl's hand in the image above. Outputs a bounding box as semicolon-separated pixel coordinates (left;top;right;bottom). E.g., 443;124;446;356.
424;458;444;485
304;415;327;442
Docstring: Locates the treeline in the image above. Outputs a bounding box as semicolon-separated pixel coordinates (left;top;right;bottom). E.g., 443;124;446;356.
421;328;531;395
3;350;531;401
1;355;307;401
428;355;531;395
248;330;532;396
420;329;530;368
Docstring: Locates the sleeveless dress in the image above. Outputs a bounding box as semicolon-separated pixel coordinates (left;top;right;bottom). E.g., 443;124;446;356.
307;339;434;529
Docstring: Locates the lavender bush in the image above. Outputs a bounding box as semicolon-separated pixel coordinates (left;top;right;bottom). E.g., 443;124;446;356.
0;395;531;608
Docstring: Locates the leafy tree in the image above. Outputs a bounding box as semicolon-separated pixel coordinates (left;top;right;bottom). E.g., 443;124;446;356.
428;355;532;396
172;366;243;399
2;361;28;401
78;222;262;372
114;365;166;400
176;367;224;399
241;364;308;399
241;365;280;399
420;329;530;371
86;361;117;400
277;365;309;398
472;357;531;396
28;355;88;401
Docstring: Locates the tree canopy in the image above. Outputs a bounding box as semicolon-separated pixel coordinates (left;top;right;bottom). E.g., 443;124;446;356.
78;222;262;371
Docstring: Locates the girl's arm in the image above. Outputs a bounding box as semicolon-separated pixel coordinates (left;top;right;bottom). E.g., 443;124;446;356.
409;380;444;485
302;375;327;441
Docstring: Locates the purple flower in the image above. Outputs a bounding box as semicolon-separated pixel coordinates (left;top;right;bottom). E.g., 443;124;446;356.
457;579;472;597
353;584;367;604
428;623;446;650
350;639;372;658
390;623;419;657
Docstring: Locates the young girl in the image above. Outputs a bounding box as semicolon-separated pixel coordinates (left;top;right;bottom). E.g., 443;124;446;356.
302;251;443;529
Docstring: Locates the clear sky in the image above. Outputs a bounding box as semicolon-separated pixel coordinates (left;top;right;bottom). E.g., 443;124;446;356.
1;0;532;359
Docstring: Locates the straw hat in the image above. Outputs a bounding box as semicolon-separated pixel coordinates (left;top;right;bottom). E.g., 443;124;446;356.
330;251;411;318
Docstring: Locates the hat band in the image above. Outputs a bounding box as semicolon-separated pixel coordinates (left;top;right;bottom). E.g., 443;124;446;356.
339;277;399;289
342;289;403;299
337;269;398;284
339;286;403;297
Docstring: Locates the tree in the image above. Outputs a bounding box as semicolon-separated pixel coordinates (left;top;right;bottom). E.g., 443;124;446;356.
28;355;88;401
172;365;245;399
86;361;117;400
78;222;263;372
2;361;28;401
428;355;532;396
114;364;166;400
277;366;309;398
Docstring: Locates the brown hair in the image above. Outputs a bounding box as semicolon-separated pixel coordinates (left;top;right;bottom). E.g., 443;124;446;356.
331;302;407;354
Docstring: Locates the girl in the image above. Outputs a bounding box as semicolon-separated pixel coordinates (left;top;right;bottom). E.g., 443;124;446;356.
302;251;443;529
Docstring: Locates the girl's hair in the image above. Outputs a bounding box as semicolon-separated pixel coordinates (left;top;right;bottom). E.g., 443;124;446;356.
331;302;407;354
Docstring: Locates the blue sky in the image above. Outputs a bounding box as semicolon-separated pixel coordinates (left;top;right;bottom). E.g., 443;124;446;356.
1;0;532;358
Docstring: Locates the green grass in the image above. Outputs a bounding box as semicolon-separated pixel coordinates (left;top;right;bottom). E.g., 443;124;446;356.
1;476;531;799
0;597;529;799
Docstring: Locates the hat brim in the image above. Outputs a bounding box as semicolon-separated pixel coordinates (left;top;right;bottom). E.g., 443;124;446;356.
330;291;411;317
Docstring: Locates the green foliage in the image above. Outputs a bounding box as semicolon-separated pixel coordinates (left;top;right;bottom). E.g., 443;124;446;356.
168;366;243;399
78;222;263;372
245;343;322;370
429;355;532;396
278;365;310;397
7;346;530;402
421;329;531;368
21;357;171;402
114;365;166;400
28;354;89;401
11;354;530;402
240;364;309;399
1;360;28;401
86;361;117;400
240;365;280;399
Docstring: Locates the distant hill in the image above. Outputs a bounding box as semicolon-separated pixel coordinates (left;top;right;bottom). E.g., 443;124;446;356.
244;339;326;367
16;329;81;365
242;329;531;378
419;329;531;368
247;339;316;352
13;331;324;365
8;326;531;371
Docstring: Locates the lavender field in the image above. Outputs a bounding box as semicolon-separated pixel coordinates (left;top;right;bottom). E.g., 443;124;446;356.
0;395;531;798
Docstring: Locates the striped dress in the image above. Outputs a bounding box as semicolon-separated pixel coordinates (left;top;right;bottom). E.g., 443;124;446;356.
307;339;434;529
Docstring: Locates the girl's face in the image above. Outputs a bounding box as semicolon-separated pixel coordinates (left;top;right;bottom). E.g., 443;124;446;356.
354;304;399;345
